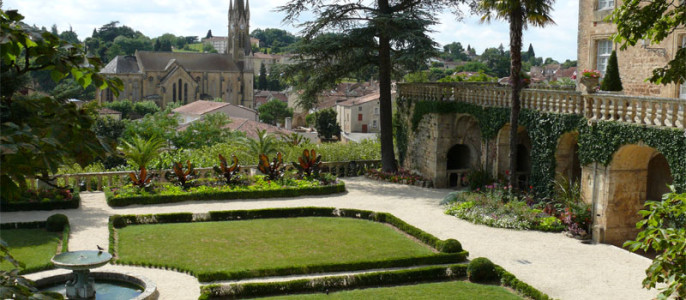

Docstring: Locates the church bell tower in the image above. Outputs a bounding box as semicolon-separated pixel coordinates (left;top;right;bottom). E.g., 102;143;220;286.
228;0;251;62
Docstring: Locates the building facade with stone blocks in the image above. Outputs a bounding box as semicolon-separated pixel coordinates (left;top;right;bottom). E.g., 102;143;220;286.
577;0;686;99
97;0;254;109
336;92;395;134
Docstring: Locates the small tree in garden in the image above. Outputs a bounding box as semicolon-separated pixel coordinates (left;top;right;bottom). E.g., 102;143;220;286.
244;129;280;158
314;108;341;141
624;187;685;299
118;135;166;170
600;50;623;91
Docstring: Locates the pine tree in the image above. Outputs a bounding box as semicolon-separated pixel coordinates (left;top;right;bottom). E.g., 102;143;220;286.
206;30;213;39
153;39;161;51
600;50;623;91
258;63;268;90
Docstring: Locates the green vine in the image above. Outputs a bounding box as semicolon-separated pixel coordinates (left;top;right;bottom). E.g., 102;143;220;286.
394;110;409;166
578;122;686;192
398;97;685;197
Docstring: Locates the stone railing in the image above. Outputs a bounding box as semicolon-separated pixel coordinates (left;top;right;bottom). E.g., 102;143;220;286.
30;160;381;192
398;82;685;129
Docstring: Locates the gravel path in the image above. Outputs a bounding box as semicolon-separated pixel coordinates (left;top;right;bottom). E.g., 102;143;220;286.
6;177;656;300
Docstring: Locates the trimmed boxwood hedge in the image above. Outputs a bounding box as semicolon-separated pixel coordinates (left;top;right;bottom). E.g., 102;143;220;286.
200;264;469;299
199;262;552;300
0;216;71;274
0;192;80;212
105;183;346;207
109;207;470;282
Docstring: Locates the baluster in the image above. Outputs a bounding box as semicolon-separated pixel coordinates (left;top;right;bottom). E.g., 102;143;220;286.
592;97;602;121
562;94;569;113
108;175;113;188
676;102;685;129
664;102;674;127
634;100;644;124
74;176;81;191
624;99;634;123
599;97;609;120
643;101;654;125
97;175;103;191
653;102;664;126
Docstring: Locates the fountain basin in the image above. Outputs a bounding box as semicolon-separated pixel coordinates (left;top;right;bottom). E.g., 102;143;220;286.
36;271;158;300
51;250;112;270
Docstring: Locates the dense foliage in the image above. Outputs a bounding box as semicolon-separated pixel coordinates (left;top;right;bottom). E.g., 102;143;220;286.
624;188;686;299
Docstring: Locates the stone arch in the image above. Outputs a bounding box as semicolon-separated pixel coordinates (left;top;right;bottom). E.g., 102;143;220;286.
496;124;531;186
434;114;481;188
555;132;581;185
603;144;673;246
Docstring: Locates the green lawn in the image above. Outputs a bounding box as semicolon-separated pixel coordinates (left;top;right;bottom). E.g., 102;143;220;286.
263;281;522;299
116;217;434;274
0;229;61;272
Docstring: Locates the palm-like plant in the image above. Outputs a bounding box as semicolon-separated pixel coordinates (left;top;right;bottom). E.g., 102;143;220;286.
477;0;555;189
118;135;166;170
243;129;280;158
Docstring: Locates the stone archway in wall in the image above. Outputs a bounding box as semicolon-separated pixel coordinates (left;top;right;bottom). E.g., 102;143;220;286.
555;132;582;185
602;144;673;246
496;124;532;187
434;114;481;188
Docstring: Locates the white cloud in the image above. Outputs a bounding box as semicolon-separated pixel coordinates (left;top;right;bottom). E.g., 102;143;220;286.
3;0;577;61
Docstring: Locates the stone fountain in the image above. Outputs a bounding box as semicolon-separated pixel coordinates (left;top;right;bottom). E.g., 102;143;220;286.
51;250;112;299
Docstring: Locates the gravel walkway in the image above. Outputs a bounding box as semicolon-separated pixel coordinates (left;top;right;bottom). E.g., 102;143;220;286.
4;177;656;300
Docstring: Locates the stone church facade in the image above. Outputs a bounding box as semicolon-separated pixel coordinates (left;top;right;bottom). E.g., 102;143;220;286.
577;0;686;99
97;0;254;108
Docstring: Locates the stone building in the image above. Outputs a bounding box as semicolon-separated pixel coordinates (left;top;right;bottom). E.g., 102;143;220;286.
577;0;686;99
336;92;395;134
97;0;254;108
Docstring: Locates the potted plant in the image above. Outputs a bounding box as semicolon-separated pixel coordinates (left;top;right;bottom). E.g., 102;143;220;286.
575;69;601;93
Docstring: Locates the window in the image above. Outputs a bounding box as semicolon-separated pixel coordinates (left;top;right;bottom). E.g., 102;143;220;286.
173;83;176;102
372;120;378;128
358;114;363;121
358;106;362;111
597;0;614;10
597;40;612;75
374;107;379;115
680;84;686;100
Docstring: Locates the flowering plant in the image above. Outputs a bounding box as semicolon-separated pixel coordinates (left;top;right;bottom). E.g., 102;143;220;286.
579;69;601;79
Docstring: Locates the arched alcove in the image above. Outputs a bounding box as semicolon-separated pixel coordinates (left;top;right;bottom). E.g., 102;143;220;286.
447;144;471;187
603;144;673;246
496;124;532;185
555;132;581;185
434;114;481;188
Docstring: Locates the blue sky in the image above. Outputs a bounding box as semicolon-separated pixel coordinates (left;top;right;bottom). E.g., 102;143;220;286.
3;0;578;62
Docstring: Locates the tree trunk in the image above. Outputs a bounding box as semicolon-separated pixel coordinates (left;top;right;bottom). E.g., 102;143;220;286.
508;7;523;190
377;0;397;173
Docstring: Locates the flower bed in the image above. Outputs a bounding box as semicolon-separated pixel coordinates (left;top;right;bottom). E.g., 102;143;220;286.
365;168;433;188
442;183;591;236
0;188;80;212
105;174;345;207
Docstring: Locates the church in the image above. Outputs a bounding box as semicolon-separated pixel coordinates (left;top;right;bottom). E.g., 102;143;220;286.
96;0;254;108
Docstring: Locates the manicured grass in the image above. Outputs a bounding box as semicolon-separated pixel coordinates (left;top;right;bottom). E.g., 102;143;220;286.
116;217;434;274
263;281;522;299
0;229;61;272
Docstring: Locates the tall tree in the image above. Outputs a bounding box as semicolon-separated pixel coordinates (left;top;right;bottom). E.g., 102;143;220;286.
258;62;268;90
258;98;293;125
612;0;685;85
1;9;122;200
279;0;459;172
477;0;555;189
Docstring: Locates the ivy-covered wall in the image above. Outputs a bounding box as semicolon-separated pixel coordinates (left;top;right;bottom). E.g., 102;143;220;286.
396;98;685;197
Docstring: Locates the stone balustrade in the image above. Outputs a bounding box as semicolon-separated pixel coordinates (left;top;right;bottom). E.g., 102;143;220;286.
30;160;381;192
398;82;685;129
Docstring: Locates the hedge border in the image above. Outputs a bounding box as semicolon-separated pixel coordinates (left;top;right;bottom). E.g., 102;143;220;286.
108;207;469;282
0;192;80;212
199;263;552;300
0;218;71;275
105;183;346;207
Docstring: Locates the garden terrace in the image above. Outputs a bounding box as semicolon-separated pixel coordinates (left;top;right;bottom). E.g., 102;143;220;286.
28;160;380;192
396;82;685;246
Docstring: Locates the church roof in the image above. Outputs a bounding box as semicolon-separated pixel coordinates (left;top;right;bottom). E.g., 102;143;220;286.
135;51;241;72
101;56;140;74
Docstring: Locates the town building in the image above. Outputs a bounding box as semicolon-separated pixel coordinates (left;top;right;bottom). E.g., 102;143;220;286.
577;0;686;98
172;100;257;124
96;0;255;108
336;91;395;134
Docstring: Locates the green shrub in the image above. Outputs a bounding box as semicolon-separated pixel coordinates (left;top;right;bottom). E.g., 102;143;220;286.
111;215;127;228
46;214;69;232
155;213;193;223
438;239;463;253
467;257;498;283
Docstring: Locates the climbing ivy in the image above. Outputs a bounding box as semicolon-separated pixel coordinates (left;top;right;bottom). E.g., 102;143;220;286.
520;111;584;199
578;122;686;192
393;110;409;166
398;98;685;197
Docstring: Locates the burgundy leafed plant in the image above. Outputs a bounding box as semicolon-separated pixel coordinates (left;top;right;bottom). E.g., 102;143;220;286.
214;154;240;184
164;160;197;188
257;152;284;180
129;166;154;188
292;149;321;178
